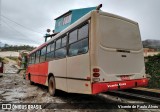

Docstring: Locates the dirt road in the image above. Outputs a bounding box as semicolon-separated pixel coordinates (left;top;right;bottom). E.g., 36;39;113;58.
0;73;132;111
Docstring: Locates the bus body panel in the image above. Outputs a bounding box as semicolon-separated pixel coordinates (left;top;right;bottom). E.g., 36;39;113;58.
26;62;48;85
95;13;145;81
90;11;148;93
67;53;91;94
48;58;67;92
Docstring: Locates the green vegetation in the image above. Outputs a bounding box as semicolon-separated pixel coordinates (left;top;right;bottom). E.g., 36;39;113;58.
145;54;160;88
0;45;35;51
6;56;18;62
0;57;9;64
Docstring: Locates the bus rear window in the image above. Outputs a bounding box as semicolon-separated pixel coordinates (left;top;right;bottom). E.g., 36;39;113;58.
99;16;142;50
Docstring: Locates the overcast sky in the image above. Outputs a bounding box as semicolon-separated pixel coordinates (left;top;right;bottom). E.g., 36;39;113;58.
0;0;160;46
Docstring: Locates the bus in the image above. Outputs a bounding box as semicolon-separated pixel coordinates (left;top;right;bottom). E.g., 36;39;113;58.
26;10;148;96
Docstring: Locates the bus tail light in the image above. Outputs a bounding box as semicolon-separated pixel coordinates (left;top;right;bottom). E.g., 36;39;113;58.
93;68;100;77
93;73;100;77
93;68;100;72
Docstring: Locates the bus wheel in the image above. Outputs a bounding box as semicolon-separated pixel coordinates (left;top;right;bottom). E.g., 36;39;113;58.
30;80;34;85
48;76;56;96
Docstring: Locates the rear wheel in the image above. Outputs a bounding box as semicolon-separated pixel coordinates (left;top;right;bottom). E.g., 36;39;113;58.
28;74;34;85
30;80;34;85
48;76;56;96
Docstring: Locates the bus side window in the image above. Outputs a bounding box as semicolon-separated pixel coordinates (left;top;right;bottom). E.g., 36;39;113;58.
31;53;35;64
78;24;88;40
56;38;61;49
40;47;46;62
51;42;55;51
69;29;78;44
68;38;88;56
35;50;40;63
68;23;89;56
55;36;67;59
46;43;54;61
55;48;66;59
29;55;32;65
62;36;67;47
47;44;51;53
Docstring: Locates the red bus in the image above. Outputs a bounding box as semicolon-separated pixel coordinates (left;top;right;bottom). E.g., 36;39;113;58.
26;10;148;96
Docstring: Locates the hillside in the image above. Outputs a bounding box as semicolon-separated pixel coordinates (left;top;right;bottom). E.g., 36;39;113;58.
0;45;35;51
143;39;160;50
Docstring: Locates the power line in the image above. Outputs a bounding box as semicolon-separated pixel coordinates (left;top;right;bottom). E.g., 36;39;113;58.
1;19;41;44
1;15;43;35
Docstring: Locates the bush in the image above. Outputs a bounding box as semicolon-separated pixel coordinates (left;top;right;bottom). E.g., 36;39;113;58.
145;54;160;88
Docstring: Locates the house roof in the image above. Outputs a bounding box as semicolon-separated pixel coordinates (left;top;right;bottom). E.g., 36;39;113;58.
54;7;96;20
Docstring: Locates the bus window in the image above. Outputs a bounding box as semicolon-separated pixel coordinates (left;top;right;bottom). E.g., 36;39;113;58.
41;47;46;55
78;24;88;40
46;43;55;61
69;29;78;44
31;53;35;64
35;50;40;63
29;55;32;64
62;36;67;47
40;47;46;62
51;42;55;51
47;44;51;53
56;38;61;49
46;51;54;61
55;47;66;59
68;38;88;56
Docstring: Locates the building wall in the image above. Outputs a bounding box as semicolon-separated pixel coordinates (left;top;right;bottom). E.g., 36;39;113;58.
71;7;96;23
144;52;160;57
54;7;96;33
55;15;71;33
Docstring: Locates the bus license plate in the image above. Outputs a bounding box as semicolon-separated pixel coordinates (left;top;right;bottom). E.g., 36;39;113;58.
121;75;130;80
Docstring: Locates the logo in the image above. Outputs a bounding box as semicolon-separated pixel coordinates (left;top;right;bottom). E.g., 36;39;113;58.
2;104;11;109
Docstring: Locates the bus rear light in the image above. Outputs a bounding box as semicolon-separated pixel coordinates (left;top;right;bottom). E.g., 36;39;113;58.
92;78;100;82
93;73;100;77
93;68;100;72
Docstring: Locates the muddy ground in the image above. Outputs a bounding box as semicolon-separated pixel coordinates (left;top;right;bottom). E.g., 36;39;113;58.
0;61;159;112
0;73;128;112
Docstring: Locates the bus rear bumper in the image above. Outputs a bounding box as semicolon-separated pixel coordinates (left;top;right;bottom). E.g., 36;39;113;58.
92;78;148;94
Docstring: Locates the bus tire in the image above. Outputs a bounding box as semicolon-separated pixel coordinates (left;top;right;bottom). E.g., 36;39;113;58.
28;74;34;85
48;76;56;96
30;80;34;85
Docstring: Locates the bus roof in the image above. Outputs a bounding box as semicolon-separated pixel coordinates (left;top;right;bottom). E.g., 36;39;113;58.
29;42;47;55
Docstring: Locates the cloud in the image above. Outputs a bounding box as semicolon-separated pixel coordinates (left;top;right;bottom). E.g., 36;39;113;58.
0;0;159;46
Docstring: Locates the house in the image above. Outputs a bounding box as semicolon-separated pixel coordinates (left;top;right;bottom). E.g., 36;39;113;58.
143;48;160;57
54;7;96;33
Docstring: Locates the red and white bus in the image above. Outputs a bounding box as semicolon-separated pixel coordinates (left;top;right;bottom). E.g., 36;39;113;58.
26;10;148;96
